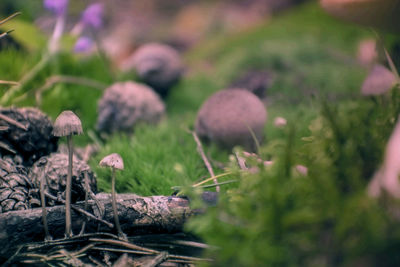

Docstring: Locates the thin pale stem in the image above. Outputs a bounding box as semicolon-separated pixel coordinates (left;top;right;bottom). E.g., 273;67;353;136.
65;135;73;237
0;30;13;40
191;131;220;192
0;12;21;26
0;80;19;85
192;172;233;187
40;173;52;241
48;13;66;54
111;168;126;240
89;238;158;254
0;141;16;153
79;172;90;235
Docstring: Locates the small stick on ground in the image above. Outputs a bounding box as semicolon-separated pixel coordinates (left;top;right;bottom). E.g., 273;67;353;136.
0;113;28;130
0;12;21;26
71;205;114;229
190;131;220;192
235;152;248;170
143;251;168;267
44;191;113;228
79;172;91;235
0;80;19;86
40;172;52;241
89;238;159;254
0;141;16;153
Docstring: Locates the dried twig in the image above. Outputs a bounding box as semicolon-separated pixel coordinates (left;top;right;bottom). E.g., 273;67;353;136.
43;191;112;228
89;238;159;254
173;240;212;249
169;253;213;262
192;172;233;188
0;12;21;26
79;172;91;235
235;152;248;170
143;251;168;267
6;232;213;266
0;141;16;154
71;205;114;229
201;180;238;188
0;113;28;130
0;80;19;86
40;170;52;241
190;130;220;192
0;30;14;40
91;247;152;255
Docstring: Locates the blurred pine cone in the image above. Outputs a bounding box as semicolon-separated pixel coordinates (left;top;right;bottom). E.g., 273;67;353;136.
29;153;97;206
0;107;58;166
0;156;38;213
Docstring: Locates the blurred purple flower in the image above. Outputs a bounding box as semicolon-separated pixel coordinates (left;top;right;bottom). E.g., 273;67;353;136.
81;3;104;29
74;36;93;53
43;0;68;15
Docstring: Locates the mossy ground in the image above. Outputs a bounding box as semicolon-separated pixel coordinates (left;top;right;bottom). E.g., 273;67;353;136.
0;2;372;196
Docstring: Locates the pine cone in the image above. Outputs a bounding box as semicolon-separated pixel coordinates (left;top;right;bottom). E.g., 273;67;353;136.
0;156;38;213
0;107;58;166
29;153;97;206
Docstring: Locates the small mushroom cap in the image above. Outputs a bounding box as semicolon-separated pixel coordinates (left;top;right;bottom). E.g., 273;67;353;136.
99;153;124;170
361;64;396;96
53;110;83;137
320;0;400;32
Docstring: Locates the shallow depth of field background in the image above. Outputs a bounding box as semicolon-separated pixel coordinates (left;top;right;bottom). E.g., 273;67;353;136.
1;0;400;266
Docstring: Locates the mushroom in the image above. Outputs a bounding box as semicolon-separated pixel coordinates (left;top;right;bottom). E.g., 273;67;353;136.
195;89;267;151
99;153;127;240
361;64;396;96
53;110;83;237
320;0;400;32
123;43;184;97
368;116;400;198
274;117;287;128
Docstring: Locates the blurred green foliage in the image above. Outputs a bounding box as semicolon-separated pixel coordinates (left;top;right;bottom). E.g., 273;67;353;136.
188;90;400;266
0;19;46;51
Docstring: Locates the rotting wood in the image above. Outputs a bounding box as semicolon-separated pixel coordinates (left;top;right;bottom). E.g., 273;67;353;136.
0;193;192;260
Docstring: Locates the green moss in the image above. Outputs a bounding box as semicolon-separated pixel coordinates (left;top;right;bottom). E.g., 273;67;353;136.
188;90;400;266
91;119;213;196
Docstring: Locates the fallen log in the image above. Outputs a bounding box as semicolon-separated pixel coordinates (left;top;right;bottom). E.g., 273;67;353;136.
0;193;192;260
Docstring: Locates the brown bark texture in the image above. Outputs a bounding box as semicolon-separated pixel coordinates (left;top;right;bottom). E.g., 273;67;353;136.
0;193;191;259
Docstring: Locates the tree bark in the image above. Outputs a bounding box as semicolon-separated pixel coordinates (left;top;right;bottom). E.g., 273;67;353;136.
0;193;192;259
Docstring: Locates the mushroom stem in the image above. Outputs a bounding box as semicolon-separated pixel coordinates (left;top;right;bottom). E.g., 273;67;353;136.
40;174;52;241
65;135;73;237
111;167;126;240
79;171;90;236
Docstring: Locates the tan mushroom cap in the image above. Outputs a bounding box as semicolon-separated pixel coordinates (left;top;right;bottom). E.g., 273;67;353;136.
320;0;400;32
99;153;124;170
53;110;83;137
